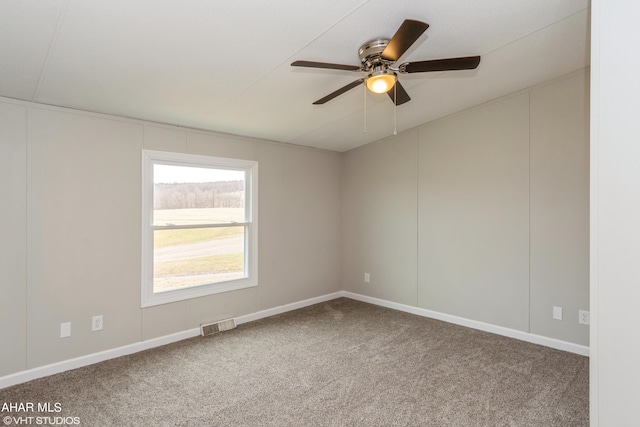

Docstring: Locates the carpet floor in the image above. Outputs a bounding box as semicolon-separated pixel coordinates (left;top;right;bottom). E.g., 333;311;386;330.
0;298;589;426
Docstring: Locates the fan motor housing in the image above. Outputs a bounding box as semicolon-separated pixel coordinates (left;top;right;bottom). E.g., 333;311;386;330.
359;39;391;69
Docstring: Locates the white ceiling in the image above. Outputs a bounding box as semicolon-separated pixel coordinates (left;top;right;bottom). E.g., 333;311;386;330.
0;0;589;152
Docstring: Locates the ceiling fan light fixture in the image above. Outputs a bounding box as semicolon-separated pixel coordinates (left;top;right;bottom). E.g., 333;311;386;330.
366;70;396;94
292;19;480;106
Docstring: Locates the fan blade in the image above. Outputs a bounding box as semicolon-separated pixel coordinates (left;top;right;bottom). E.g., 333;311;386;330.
380;19;429;62
401;56;481;73
313;78;365;105
292;60;361;72
387;81;411;106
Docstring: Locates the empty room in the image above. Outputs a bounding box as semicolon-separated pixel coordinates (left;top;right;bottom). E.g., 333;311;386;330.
1;1;638;426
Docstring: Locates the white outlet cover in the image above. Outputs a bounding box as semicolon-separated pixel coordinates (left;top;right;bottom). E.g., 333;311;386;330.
60;322;71;338
579;310;590;325
92;315;103;331
553;306;563;320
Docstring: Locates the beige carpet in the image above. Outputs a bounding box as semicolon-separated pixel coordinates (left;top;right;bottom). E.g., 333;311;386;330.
0;298;589;426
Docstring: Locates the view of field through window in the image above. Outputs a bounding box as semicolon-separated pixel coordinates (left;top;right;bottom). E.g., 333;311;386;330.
153;164;246;292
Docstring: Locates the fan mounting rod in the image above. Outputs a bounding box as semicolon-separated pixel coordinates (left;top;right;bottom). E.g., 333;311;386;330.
358;39;392;69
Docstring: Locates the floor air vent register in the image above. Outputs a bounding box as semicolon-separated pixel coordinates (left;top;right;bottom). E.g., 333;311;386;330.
200;319;237;337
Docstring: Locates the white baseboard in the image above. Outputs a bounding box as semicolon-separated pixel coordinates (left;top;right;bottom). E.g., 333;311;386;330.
342;291;590;357
0;328;201;390
235;291;344;325
0;290;587;390
0;292;344;390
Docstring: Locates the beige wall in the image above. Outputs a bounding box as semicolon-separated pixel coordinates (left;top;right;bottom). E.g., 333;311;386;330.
0;102;342;375
529;73;589;344
418;92;531;331
0;68;589;379
343;69;590;345
342;130;418;305
0;102;27;376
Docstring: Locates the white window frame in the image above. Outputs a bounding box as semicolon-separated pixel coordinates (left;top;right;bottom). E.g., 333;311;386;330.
141;149;258;308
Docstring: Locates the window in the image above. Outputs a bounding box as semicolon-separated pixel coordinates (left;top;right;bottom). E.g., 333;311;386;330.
142;150;257;307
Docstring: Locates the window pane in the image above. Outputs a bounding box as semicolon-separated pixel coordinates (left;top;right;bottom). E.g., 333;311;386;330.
153;164;245;226
153;226;246;292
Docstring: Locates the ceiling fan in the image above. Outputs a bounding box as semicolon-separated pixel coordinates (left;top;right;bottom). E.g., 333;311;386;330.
291;19;481;106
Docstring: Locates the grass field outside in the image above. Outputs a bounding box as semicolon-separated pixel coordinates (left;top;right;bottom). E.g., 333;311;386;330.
152;208;247;292
154;207;245;226
154;226;243;248
154;269;245;291
155;253;243;277
154;252;244;292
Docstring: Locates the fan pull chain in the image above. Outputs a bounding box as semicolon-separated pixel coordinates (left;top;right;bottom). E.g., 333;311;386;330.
393;83;398;135
363;83;367;133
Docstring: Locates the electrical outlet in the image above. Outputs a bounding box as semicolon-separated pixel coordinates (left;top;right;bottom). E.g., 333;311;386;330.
553;306;563;320
60;322;71;338
578;310;590;325
364;273;370;283
92;315;103;331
